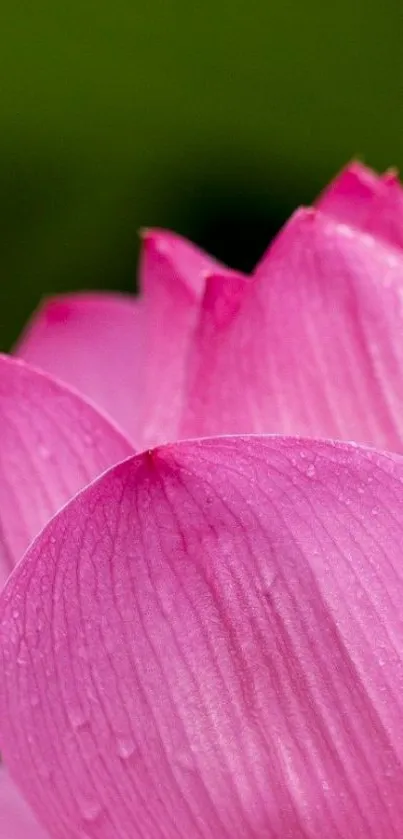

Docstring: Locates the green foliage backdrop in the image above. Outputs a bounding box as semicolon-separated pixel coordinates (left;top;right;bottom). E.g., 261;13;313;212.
1;0;402;348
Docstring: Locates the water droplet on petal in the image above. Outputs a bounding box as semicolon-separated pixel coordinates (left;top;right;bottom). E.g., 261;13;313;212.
79;796;103;824
116;736;136;760
67;706;89;731
17;641;29;665
174;749;195;773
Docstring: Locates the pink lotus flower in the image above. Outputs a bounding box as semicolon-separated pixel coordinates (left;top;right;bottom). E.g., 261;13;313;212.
2;162;403;837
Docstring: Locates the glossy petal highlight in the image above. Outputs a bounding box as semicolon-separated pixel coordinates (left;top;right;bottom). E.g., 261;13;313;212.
2;437;403;836
16;293;144;444
181;209;403;450
0;768;49;838
0;355;134;584
317;162;403;250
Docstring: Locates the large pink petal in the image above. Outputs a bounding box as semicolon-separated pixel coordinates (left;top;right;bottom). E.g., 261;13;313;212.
138;230;240;447
2;437;403;836
0;768;49;838
16;293;143;444
180;208;403;450
317;162;403;250
0;355;134;585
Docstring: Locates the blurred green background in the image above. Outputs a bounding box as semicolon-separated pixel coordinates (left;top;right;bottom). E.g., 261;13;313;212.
1;0;402;349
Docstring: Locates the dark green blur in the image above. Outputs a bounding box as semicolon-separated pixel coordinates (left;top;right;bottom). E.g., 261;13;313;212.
1;0;402;349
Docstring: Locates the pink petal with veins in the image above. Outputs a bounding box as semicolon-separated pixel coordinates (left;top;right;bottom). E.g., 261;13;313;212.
0;355;134;584
16;293;143;444
180;209;403;451
0;768;49;838
317;161;403;250
2;436;403;836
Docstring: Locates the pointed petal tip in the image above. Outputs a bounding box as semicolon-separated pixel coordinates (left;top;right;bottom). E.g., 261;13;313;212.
17;290;140;336
327;159;382;187
316;160;403;250
139;227;176;257
383;167;401;186
342;159;401;189
140;227;199;255
15;291;144;443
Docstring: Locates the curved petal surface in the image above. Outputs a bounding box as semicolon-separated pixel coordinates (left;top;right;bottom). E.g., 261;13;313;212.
0;355;134;584
138;230;235;446
0;768;49;838
141;228;221;298
2;437;403;837
180;208;403;450
15;293;143;444
317;162;403;250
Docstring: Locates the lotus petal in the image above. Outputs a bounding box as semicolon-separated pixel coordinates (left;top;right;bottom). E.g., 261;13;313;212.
2;436;403;836
16;293;143;444
0;355;134;584
180;209;403;451
317;162;403;250
138;229;235;446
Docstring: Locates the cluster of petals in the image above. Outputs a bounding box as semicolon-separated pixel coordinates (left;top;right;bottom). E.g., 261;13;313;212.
1;162;403;837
